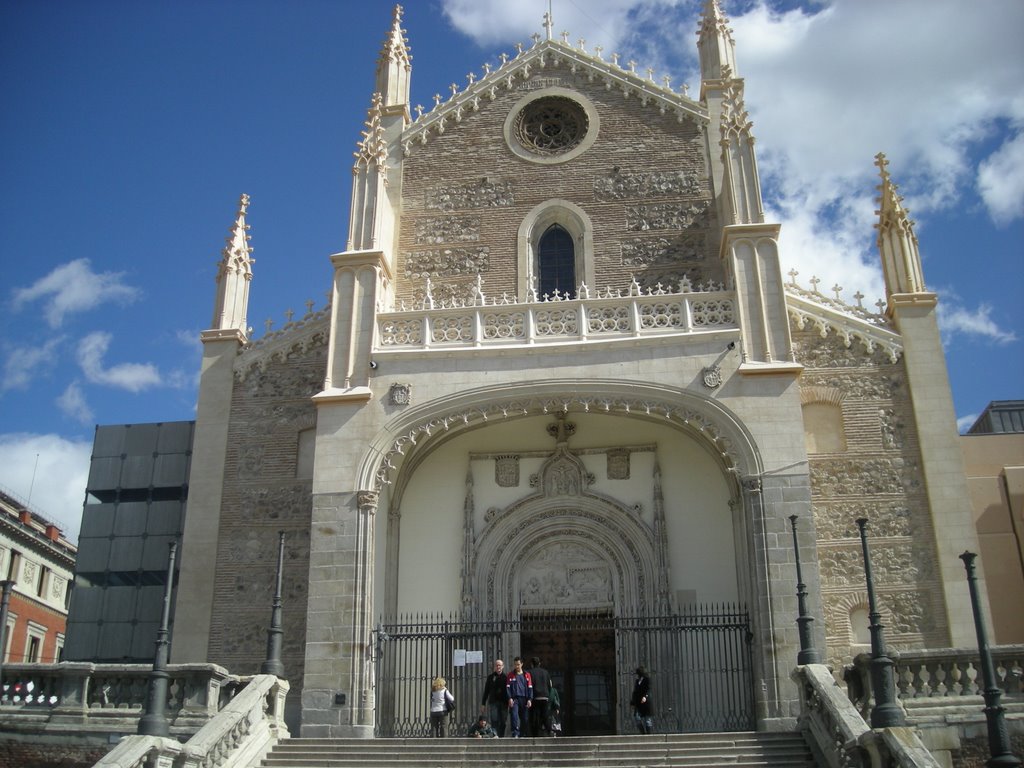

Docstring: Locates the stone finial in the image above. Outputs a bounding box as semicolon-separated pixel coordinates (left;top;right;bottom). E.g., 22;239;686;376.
697;0;738;81
374;5;412;110
543;11;553;40
874;153;926;297
211;192;255;334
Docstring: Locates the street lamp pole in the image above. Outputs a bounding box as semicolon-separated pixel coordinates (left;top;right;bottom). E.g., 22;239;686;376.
789;515;821;664
959;551;1021;767
261;531;286;677
138;541;178;736
855;518;905;728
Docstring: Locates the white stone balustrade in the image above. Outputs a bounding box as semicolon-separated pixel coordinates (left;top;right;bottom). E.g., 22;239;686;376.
376;289;737;351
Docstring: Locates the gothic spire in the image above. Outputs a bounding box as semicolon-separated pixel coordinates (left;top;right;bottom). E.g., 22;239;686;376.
211;194;254;335
375;4;411;113
697;0;737;82
875;153;926;299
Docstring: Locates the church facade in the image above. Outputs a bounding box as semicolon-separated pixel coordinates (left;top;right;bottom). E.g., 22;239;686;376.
172;3;983;738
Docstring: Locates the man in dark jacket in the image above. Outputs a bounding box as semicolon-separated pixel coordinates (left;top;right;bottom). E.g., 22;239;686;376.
505;656;533;737
479;658;508;736
528;656;553;736
630;665;653;734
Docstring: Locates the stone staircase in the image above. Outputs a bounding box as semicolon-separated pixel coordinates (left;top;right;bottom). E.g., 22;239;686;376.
260;732;817;767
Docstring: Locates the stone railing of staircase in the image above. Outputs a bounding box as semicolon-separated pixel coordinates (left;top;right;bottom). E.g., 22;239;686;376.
0;662;288;768
92;674;289;768
795;663;941;768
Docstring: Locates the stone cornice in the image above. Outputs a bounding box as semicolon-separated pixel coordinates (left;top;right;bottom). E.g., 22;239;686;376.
786;287;903;363
234;308;330;382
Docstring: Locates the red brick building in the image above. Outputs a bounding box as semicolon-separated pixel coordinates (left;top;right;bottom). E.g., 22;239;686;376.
0;490;76;664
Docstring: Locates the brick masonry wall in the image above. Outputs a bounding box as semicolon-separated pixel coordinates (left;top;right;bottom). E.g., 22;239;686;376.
793;325;950;666
4;593;66;664
0;739;108;768
205;342;326;725
397;62;723;304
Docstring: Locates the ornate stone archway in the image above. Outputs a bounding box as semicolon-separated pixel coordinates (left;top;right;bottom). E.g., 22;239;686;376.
471;413;660;619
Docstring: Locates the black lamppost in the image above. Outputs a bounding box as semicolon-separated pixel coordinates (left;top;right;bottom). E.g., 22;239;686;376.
855;518;905;728
0;580;14;688
261;531;286;677
959;551;1022;767
138;541;178;736
789;516;821;664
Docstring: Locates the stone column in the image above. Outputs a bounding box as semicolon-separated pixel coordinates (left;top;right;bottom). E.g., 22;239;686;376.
353;490;378;728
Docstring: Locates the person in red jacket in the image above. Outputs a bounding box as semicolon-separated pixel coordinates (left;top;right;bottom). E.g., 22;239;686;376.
505;656;533;737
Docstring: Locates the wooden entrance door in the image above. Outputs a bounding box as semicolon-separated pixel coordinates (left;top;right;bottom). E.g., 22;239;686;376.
521;615;616;736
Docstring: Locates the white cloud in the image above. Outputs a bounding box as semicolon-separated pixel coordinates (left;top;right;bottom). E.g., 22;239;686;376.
11;258;140;328
977;129;1024;225
440;0;682;53
57;382;95;426
2;337;64;391
0;432;92;543
937;301;1019;345
76;331;162;392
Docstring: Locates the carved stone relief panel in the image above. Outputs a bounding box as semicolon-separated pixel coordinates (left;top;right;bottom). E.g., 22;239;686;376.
239;353;327;399
802;371;905;401
625;202;710;231
495;455;520;487
878;408;905;449
594;170;702;201
606;448;630;480
404;246;490;280
813;501;913;539
247;403;315;435
414;215;481;245
621;235;706;267
389;383;411;406
810;457;917;497
817;542;931;589
791;331;896;370
237;445;265;480
519;541;613;607
425;178;515;211
237;484;311;524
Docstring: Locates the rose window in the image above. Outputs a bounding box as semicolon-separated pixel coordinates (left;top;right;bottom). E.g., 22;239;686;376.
514;97;589;156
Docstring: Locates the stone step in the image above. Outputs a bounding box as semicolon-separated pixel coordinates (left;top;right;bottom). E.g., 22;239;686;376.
261;733;816;768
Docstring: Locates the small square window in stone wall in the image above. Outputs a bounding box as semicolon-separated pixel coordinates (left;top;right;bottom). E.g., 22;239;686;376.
495;455;519;487
607;449;630;480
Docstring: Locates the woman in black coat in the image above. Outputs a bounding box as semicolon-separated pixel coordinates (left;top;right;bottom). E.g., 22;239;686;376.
630;665;653;734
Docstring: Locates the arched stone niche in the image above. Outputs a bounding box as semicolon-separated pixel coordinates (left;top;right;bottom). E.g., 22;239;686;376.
476;497;656;619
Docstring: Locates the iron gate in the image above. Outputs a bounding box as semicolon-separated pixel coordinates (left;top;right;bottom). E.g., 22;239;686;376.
372;604;754;737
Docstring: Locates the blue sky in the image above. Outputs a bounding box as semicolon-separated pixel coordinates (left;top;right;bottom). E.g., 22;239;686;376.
2;0;1022;541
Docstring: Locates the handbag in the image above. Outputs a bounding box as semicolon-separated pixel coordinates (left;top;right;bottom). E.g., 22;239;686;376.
444;691;455;713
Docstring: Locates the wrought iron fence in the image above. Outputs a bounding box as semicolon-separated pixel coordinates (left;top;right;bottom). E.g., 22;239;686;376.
373;604;753;737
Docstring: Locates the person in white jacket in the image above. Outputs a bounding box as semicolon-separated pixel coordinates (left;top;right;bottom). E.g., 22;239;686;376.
429;676;455;737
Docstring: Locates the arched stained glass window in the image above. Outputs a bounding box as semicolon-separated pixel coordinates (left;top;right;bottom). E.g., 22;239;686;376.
538;224;575;299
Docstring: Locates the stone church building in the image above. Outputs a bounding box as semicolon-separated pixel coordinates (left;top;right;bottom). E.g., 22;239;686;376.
172;3;984;738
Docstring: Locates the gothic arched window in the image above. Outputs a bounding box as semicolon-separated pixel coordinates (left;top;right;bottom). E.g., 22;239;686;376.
538;224;576;299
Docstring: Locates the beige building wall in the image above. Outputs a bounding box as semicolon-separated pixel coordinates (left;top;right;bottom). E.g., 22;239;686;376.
960;432;1024;644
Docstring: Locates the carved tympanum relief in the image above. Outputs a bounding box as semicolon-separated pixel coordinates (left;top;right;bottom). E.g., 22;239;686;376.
519;541;613;607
